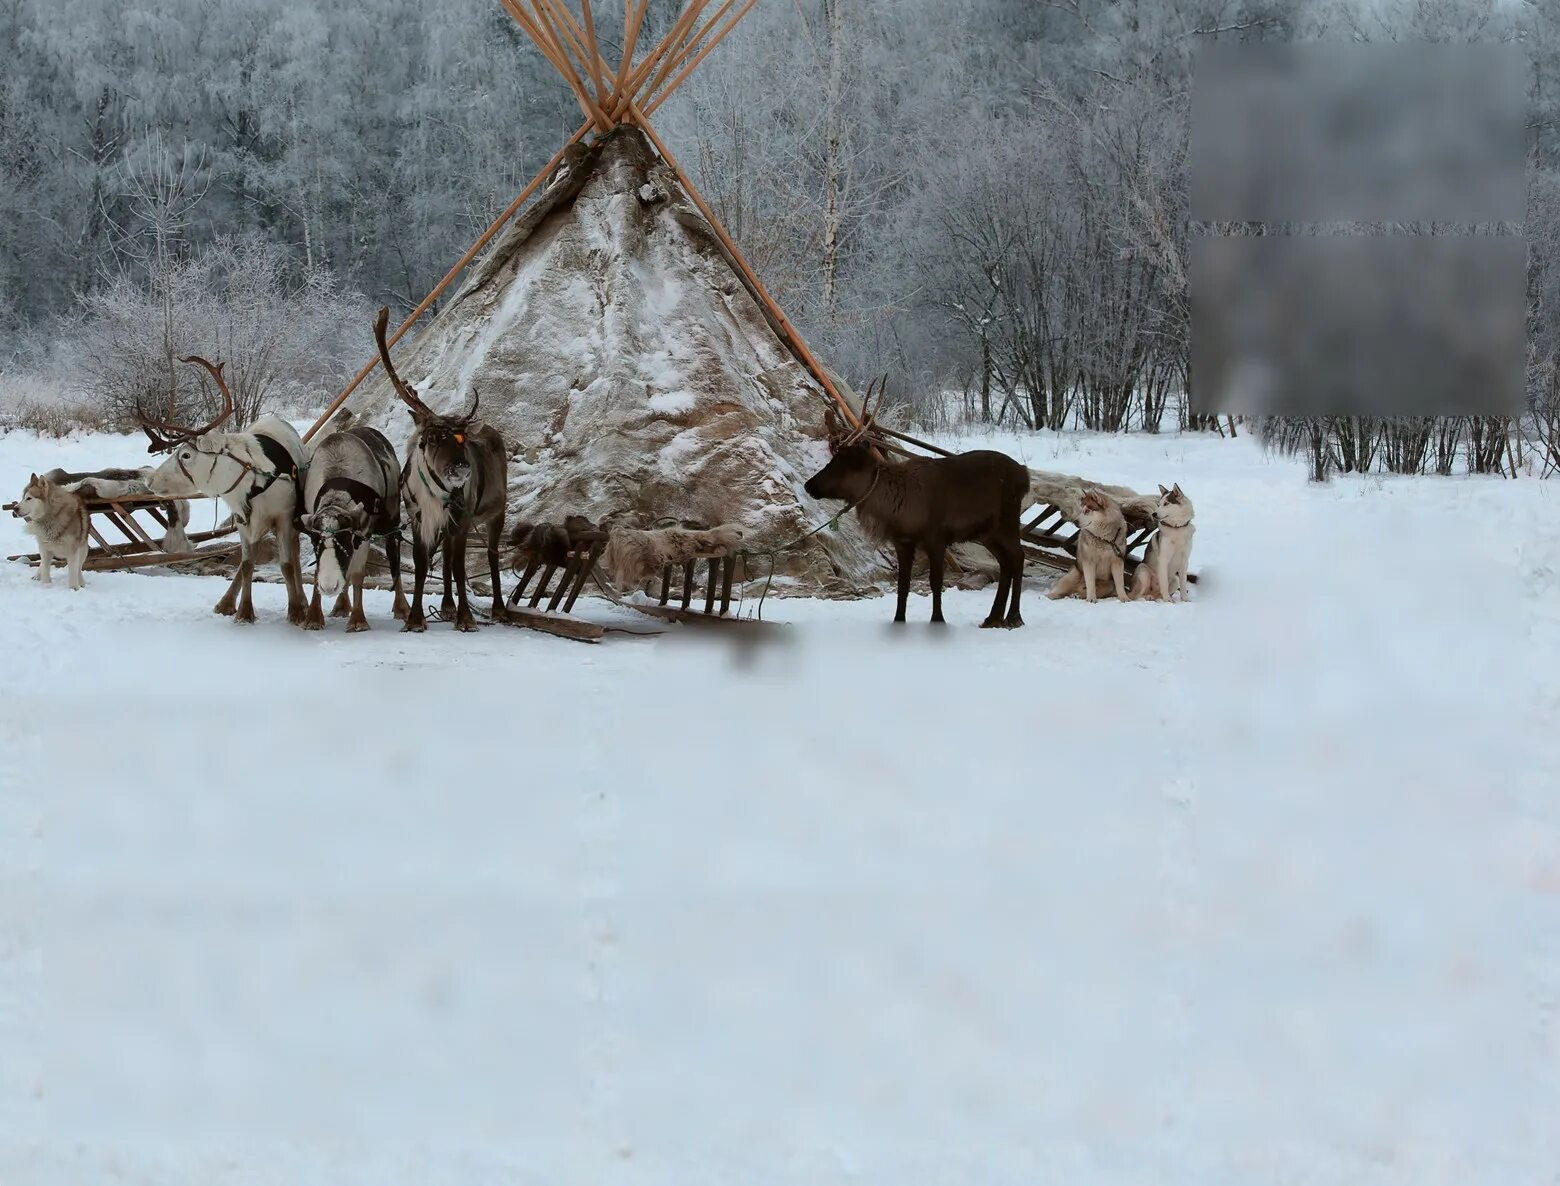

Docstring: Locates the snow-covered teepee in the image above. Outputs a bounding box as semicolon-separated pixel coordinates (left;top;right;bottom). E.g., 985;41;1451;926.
304;1;880;591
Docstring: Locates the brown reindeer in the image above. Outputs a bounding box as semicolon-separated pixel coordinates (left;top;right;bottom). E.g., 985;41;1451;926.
374;307;507;632
803;381;1029;627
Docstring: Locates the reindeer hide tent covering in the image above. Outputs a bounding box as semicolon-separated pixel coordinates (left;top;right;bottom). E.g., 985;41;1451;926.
351;126;879;593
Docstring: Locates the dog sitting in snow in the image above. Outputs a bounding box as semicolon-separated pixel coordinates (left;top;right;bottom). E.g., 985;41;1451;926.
1131;483;1195;602
599;522;744;594
13;473;89;589
1046;489;1129;603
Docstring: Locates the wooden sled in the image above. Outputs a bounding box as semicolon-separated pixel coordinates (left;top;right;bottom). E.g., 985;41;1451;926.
4;491;237;572
503;518;775;638
504;523;619;642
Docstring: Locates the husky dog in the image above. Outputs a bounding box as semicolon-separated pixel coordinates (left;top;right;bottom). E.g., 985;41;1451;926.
1046;489;1129;603
13;473;89;589
1132;484;1195;602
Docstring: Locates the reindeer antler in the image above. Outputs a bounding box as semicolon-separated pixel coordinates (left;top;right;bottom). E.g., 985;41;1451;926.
842;374;889;447
374;307;432;418
133;355;236;453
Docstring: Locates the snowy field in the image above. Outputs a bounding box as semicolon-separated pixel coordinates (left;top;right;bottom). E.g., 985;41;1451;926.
2;424;1558;1184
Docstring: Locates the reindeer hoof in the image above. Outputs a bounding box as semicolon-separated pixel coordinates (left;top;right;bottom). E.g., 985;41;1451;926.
979;617;1003;629
490;604;509;624
214;601;236;617
303;615;324;631
401;618;427;634
233;609;256;625
347;619;370;634
454;615;478;633
1004;614;1024;629
392;600;409;622
288;606;308;626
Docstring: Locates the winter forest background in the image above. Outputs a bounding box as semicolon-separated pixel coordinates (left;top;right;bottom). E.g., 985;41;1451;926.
2;0;1559;476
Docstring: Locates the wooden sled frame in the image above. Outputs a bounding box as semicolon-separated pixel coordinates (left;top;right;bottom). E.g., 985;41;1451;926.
4;491;238;572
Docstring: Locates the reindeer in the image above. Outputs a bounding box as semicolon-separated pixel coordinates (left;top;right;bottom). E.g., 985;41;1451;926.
299;425;410;631
374;307;507;632
137;357;309;625
804;380;1028;627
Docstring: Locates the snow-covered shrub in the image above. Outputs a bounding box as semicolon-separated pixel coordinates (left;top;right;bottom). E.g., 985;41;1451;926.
59;237;369;429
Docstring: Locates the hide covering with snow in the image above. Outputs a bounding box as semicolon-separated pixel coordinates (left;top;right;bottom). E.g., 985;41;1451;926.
352;126;879;593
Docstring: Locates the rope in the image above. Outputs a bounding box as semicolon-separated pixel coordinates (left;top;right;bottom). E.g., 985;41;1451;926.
740;466;880;620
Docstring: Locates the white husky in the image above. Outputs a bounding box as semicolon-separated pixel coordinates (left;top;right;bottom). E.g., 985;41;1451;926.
1131;483;1195;602
13;472;89;589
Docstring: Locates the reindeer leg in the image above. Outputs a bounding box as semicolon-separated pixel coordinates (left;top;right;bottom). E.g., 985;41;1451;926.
347;553;370;633
486;513;507;622
440;534;457;616
229;530;257;623
403;531;429;633
214;541;244;615
329;588;351;618
280;524;307;626
234;556;257;623
980;534;1008;627
893;539;915;623
387;529;409;620
927;540;947;624
1004;541;1025;628
452;527;477;632
304;576;325;630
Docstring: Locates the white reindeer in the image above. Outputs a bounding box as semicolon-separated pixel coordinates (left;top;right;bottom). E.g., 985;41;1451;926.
138;356;309;625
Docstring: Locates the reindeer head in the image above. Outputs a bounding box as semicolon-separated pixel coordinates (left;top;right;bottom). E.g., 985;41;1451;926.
375;307;479;489
135;357;246;498
300;488;373;597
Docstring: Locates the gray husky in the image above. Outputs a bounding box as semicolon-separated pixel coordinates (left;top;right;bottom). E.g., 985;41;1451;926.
1131;484;1195;602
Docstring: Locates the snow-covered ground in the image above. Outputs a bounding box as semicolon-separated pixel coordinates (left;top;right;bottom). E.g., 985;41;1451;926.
1;424;1557;1184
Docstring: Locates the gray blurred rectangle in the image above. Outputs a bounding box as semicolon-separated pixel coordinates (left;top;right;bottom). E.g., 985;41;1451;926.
1190;234;1525;417
1191;44;1525;222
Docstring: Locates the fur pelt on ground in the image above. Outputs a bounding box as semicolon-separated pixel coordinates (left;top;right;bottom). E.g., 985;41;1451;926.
599;523;743;593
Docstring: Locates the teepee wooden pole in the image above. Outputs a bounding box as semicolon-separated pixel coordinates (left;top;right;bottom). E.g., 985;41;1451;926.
643;0;737;104
579;0;609;99
636;0;712;103
615;0;651;108
628;103;860;429
607;8;702;121
645;0;759;115
505;0;612;129
303;121;593;442
535;0;607;103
